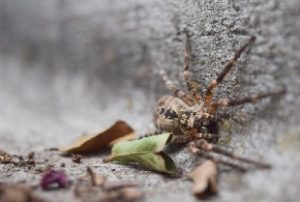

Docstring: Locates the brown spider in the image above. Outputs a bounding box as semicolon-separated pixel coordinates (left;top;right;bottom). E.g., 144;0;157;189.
154;35;285;169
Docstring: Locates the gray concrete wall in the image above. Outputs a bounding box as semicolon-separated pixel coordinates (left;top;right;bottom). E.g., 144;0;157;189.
0;0;299;201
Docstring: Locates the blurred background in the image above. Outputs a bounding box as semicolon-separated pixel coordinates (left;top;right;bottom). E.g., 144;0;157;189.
0;0;300;201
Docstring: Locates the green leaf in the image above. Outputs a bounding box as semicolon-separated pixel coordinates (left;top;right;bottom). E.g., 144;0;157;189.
104;133;176;174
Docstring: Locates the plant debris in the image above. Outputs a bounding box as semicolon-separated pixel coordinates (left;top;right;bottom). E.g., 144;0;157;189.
119;187;142;201
74;185;142;202
87;167;106;187
73;167;106;198
74;168;142;202
34;164;55;174
71;154;82;164
102;187;142;202
0;183;42;202
27;152;35;160
0;150;13;164
59;120;135;154
40;170;70;190
188;160;218;198
104;133;176;174
25;152;36;167
0;150;37;170
104;180;139;191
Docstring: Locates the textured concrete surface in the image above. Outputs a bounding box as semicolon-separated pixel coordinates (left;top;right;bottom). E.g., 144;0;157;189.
0;0;300;201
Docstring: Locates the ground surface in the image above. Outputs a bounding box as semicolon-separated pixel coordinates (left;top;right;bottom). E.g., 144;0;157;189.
0;0;300;202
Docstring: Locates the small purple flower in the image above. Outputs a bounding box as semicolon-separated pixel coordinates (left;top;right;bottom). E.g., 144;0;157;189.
40;170;69;190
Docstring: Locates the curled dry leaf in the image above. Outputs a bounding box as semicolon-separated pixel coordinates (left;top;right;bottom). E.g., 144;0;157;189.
104;133;176;174
189;160;218;197
86;167;106;187
59;120;135;154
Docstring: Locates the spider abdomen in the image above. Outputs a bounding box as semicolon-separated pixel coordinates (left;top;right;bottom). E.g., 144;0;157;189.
154;95;210;137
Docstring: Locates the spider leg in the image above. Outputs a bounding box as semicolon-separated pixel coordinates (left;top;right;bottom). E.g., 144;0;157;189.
194;133;219;140
204;36;256;108
188;143;247;171
160;69;195;106
193;139;271;169
209;88;286;114
169;134;193;144
183;34;202;102
169;132;218;144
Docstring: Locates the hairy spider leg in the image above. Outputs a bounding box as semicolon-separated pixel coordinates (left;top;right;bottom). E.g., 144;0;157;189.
193;139;271;169
160;69;195;106
209;88;286;114
169;134;193;144
188;143;247;171
204;36;256;109
169;132;219;144
183;34;202;103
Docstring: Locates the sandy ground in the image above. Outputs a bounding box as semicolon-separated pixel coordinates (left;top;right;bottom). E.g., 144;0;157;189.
1;0;300;201
1;53;299;202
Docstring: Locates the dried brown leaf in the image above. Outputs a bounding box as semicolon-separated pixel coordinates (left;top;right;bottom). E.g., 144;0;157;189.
59;120;135;154
189;160;218;198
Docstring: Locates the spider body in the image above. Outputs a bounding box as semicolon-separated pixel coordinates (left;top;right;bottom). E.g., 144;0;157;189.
152;35;284;168
154;95;218;143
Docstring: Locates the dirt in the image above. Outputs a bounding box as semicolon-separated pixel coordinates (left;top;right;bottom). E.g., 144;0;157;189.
0;0;300;201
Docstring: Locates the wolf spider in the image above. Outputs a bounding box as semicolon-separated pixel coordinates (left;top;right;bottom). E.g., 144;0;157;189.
154;35;285;169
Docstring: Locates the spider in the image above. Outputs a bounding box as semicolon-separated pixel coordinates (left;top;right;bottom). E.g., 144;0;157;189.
154;35;285;169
